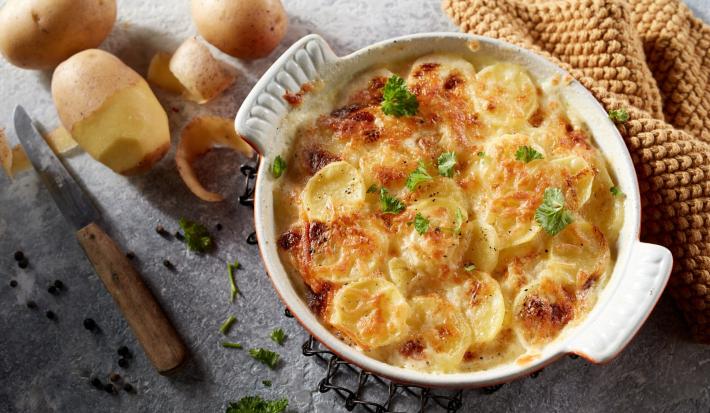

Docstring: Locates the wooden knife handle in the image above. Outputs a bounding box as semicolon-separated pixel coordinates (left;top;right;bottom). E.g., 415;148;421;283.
77;222;188;374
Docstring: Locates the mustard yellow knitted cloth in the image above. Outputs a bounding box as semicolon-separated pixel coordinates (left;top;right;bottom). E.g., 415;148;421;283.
443;0;710;342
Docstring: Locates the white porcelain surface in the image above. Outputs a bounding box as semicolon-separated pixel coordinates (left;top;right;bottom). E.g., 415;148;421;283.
235;33;673;387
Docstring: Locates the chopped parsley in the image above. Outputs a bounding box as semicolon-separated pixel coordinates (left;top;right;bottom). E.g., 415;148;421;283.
405;161;433;190
477;151;486;158
262;380;272;387
249;348;280;369
608;108;629;123
437;152;457;177
271;155;286;178
179;218;213;252
379;188;405;214
227;260;239;302
226;396;288;413
270;328;286;345
515;146;544;163
221;341;243;349
219;315;237;335
454;208;464;235
381;75;419;117
366;184;379;193
535;188;573;236
413;213;429;235
464;263;476;272
610;186;624;197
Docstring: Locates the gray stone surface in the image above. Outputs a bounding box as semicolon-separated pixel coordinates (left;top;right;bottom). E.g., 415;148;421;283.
1;1;709;412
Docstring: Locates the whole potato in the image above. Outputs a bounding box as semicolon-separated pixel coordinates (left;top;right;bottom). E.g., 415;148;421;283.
191;0;287;60
0;0;116;70
52;50;170;175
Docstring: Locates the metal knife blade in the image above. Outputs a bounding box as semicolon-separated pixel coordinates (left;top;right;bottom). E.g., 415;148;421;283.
13;105;100;230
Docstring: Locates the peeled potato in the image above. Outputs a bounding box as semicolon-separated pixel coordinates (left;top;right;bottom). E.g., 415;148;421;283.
168;37;236;103
176;116;254;202
51;49;170;175
191;0;287;59
1;127;78;179
147;52;185;94
0;0;116;69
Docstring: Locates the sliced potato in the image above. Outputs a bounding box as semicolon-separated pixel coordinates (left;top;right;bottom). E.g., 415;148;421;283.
474;63;538;133
301;161;366;222
330;278;411;349
176;116;254;202
446;271;505;343
169;37;235;103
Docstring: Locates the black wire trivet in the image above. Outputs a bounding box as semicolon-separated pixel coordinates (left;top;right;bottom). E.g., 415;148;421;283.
239;161;516;412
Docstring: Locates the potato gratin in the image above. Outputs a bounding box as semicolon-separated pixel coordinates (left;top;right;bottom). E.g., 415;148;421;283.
273;54;624;373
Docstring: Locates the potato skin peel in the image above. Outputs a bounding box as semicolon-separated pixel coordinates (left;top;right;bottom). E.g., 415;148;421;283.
176;116;254;202
168;37;236;103
0;0;116;69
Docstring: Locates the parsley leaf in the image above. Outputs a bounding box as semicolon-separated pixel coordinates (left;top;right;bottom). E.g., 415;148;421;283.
221;342;243;349
270;328;286;345
535;188;573;236
477;151;486;158
271;155;286;178
219;315;237;335
381;75;419;117
437;152;457;177
413;213;429;235
366;184;379;193
406;161;433;190
610;186;624;197
608;108;629;123
464;263;476;272
379;188;405;214
227;260;240;302
515;146;544;163
226;396;288;413
454;208;464;235
249;348;280;369
179;218;213;252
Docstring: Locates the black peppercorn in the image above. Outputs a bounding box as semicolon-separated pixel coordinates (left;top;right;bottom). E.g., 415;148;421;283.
90;377;103;389
125;251;135;260
174;231;184;241
117;346;132;358
9;280;17;288
104;383;117;395
48;285;58;295
18;258;29;269
118;358;129;368
109;373;121;383
162;259;174;270
155;225;169;237
53;280;64;290
13;251;24;261
83;318;97;331
46;310;56;320
123;383;135;393
26;301;37;309
215;223;223;231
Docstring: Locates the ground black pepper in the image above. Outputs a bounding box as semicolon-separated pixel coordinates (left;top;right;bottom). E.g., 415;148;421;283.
9;280;17;288
26;301;37;309
83;318;97;331
45;310;56;320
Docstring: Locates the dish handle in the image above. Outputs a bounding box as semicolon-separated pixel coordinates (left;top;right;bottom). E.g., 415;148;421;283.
565;241;672;363
235;34;338;157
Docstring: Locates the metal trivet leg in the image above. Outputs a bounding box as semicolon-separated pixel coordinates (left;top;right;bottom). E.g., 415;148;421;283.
240;158;259;245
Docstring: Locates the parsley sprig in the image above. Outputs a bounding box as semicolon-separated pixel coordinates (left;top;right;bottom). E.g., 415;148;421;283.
381;75;418;117
379;188;405;214
535;188;573;235
219;315;237;335
227;260;240;302
179;218;213;252
270;328;286;345
515;146;544;163
610;186;624;197
608;108;629;123
249;348;280;369
272;155;286;178
412;213;429;235
226;396;288;413
437;152;457;177
406;161;433;190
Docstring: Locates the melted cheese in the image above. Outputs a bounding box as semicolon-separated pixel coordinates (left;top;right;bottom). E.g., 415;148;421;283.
274;56;623;373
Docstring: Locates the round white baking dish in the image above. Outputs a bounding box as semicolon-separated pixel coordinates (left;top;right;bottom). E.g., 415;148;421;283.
235;33;673;388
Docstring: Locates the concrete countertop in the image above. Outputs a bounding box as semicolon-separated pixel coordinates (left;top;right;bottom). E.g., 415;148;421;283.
1;1;708;412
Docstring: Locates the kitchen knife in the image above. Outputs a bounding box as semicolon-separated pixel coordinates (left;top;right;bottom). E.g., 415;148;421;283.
13;105;188;374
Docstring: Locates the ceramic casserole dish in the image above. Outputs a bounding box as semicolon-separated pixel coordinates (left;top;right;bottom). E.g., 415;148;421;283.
235;33;673;388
